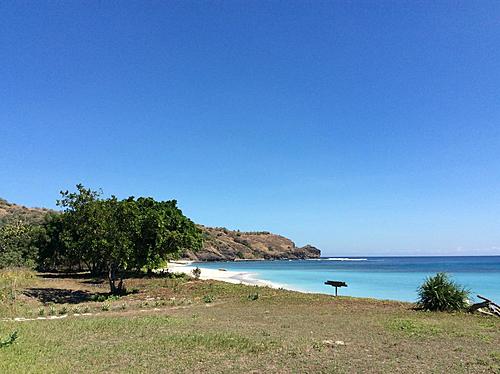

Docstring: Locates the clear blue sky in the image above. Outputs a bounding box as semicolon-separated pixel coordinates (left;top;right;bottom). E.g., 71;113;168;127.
1;1;499;256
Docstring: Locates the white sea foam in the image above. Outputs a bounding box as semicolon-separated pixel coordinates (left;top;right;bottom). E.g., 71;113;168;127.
164;263;287;289
325;257;367;261
308;257;368;261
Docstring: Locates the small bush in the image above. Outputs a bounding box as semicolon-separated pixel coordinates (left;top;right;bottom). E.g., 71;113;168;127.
58;306;68;315
417;272;469;312
247;292;259;301
192;267;201;280
0;331;18;348
91;294;120;302
0;268;35;303
203;295;214;303
167;272;188;280
0;221;39;269
101;303;110;311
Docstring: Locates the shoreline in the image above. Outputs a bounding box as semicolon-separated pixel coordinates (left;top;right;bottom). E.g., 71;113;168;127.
168;256;500;303
167;257;500;303
166;262;406;299
167;261;287;289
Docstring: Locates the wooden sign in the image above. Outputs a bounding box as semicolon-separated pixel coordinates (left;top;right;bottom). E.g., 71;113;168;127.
324;280;348;296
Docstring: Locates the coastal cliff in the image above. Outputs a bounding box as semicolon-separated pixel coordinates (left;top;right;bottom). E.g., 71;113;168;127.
183;226;321;261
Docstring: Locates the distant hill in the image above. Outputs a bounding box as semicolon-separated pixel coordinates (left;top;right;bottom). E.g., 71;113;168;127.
184;226;321;261
0;198;53;226
0;198;321;260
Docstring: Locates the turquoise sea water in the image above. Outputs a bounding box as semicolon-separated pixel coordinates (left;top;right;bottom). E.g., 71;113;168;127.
195;256;500;302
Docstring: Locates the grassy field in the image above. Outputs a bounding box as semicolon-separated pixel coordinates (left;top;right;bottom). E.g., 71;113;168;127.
0;270;499;373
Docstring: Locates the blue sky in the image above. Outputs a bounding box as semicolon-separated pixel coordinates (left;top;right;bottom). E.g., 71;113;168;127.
1;1;499;256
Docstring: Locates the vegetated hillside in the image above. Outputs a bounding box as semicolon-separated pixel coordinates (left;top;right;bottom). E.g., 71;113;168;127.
0;198;321;261
0;198;52;226
183;226;321;261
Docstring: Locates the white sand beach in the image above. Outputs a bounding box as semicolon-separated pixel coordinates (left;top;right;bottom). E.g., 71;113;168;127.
166;261;282;288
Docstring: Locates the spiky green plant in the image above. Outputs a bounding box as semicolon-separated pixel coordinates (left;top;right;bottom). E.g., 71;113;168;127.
417;272;469;312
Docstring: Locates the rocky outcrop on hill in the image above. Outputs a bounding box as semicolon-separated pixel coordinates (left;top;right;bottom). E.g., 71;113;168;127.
183;226;321;261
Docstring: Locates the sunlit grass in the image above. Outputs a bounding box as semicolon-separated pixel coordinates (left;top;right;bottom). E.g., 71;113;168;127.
0;273;498;373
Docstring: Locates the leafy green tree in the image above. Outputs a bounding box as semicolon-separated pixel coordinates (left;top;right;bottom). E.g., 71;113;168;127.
131;197;202;273
50;184;202;294
0;221;39;269
56;185;108;275
99;196;137;294
37;213;71;271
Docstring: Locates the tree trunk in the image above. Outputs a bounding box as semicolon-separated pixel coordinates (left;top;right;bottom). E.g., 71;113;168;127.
108;264;117;294
108;263;125;295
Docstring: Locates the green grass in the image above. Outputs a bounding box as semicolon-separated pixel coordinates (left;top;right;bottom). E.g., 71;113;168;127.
0;271;499;373
387;318;444;337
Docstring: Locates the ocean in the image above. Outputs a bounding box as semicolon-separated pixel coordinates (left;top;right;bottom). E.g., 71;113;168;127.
194;256;500;302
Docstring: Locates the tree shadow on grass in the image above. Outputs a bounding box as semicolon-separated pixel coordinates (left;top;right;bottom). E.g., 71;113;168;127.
37;273;95;280
23;288;102;304
38;270;187;282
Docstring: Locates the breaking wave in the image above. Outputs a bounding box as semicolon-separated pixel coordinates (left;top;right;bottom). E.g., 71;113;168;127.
322;257;368;261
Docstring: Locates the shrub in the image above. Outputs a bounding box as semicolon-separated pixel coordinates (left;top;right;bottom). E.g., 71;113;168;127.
167;272;188;280
0;221;39;269
0;331;18;348
0;268;35;303
234;238;252;248
247;292;259;301
192;267;201;280
58;306;68;315
91;294;115;302
417;272;469;312
203;295;214;303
